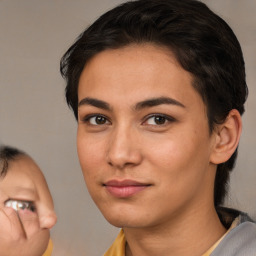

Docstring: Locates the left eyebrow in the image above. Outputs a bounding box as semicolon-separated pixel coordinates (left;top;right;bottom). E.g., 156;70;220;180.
78;97;111;110
134;97;185;110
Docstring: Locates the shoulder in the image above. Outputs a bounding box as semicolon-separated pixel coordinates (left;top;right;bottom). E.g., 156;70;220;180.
212;209;256;256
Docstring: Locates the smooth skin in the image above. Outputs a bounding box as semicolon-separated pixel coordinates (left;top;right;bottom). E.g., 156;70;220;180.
77;44;242;256
0;155;57;256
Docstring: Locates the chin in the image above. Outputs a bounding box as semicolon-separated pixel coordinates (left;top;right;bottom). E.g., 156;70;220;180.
101;208;152;229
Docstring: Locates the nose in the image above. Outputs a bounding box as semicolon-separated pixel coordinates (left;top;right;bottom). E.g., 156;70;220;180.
106;126;143;169
39;210;57;229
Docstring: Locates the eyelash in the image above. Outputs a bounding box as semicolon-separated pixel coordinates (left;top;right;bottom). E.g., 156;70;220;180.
82;113;175;126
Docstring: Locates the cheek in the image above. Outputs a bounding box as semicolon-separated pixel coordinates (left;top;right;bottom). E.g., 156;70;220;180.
77;131;104;180
29;229;50;255
144;132;196;166
145;129;211;184
145;139;211;215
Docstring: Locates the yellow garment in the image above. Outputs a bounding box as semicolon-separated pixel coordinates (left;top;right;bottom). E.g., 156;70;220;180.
42;239;53;256
105;219;239;256
104;230;125;256
202;238;222;256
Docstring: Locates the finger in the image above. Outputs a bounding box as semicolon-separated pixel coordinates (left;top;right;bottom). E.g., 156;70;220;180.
0;207;26;240
0;207;50;256
16;210;27;239
17;208;40;239
18;208;50;256
33;171;57;229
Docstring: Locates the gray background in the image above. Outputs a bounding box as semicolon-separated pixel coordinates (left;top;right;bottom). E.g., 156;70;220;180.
0;0;255;255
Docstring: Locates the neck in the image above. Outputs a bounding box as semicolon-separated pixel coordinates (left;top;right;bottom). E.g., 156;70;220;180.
124;204;226;256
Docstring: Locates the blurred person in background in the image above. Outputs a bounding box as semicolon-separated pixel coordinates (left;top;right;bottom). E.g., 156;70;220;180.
0;145;57;256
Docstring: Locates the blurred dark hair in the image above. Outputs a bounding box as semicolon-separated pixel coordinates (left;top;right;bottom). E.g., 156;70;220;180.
60;0;248;206
0;145;26;177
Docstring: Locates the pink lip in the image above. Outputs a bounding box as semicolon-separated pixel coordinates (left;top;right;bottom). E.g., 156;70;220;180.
104;179;150;198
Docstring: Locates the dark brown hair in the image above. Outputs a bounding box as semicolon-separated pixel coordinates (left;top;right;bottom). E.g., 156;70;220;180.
0;145;26;177
60;0;248;206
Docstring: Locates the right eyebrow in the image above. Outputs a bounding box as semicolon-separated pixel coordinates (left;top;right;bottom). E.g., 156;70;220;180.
78;97;111;110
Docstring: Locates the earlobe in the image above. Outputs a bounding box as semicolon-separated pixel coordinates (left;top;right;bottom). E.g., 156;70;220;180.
210;109;242;165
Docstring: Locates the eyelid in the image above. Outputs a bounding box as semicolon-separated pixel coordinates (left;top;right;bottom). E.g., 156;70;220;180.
142;113;176;125
81;113;111;125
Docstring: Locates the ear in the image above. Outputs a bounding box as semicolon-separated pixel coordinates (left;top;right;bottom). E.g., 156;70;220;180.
210;109;242;165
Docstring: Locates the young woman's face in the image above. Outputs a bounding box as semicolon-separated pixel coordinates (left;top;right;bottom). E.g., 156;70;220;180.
77;44;218;229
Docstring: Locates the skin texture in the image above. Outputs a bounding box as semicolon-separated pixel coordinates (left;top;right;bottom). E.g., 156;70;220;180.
0;156;57;256
77;44;241;256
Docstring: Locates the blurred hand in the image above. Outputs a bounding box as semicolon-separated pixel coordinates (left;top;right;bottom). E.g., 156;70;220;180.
0;206;50;256
0;155;57;256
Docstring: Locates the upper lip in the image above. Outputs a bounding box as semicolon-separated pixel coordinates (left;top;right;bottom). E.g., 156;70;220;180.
104;179;150;187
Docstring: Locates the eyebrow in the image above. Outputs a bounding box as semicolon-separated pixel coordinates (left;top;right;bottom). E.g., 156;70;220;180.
78;97;111;110
135;97;185;110
78;96;185;111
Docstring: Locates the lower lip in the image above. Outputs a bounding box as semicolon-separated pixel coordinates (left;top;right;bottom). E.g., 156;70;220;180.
105;185;149;198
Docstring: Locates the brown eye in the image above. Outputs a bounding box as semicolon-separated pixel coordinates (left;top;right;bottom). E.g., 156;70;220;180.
18;201;36;212
95;116;107;124
28;203;36;212
86;115;110;125
154;116;166;125
143;114;176;126
145;115;168;125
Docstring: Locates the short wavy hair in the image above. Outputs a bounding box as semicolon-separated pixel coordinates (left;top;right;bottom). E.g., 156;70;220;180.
60;0;248;206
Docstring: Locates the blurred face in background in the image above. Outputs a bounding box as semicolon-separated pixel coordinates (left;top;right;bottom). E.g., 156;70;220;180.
0;156;56;256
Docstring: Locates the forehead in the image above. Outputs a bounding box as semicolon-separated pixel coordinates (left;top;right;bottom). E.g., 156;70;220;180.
78;44;204;110
80;44;184;85
7;156;39;176
0;156;39;200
